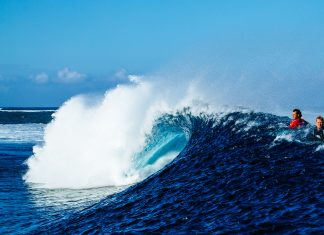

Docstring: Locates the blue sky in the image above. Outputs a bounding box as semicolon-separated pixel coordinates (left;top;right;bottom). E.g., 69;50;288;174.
0;0;324;106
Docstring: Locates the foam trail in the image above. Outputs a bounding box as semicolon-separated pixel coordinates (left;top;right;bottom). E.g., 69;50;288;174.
24;76;196;189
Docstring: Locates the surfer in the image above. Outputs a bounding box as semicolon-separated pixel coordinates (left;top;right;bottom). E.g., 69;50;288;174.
313;116;324;141
289;109;308;129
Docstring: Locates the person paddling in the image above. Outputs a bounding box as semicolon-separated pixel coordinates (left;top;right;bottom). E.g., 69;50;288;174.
313;116;324;141
289;109;308;129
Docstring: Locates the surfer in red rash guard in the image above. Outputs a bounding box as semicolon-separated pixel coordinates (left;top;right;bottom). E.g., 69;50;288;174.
289;109;308;129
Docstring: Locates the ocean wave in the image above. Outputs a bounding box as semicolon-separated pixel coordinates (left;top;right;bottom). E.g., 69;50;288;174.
30;108;324;233
21;76;324;233
24;76;323;190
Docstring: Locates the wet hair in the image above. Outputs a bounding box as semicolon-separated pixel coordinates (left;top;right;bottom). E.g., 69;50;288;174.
316;116;323;122
293;108;302;117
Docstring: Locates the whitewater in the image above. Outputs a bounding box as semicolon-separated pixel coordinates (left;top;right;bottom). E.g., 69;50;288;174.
24;76;197;189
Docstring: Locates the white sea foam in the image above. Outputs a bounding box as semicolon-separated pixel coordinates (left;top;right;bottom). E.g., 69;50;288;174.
0;124;45;143
273;133;294;143
315;144;324;152
24;76;203;189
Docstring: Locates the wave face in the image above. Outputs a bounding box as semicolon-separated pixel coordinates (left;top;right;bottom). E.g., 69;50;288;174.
32;110;324;233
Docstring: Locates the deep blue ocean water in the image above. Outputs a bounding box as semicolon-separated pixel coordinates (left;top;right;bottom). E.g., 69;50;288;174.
0;108;323;234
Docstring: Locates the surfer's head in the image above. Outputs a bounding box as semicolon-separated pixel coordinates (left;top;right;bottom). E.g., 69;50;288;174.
316;116;323;130
292;109;302;119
